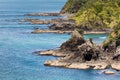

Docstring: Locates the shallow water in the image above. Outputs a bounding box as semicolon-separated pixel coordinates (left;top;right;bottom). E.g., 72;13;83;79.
0;0;119;80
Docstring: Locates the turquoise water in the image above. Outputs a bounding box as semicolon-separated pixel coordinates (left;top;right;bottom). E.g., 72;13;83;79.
0;0;119;80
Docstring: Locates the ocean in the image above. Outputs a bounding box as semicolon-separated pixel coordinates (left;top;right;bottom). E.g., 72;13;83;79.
0;0;119;80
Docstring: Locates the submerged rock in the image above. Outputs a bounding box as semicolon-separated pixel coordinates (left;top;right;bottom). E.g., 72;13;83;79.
103;70;115;75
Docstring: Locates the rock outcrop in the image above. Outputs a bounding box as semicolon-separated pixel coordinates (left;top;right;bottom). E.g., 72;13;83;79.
49;21;76;31
60;30;85;51
25;13;60;16
39;30;110;70
31;29;72;34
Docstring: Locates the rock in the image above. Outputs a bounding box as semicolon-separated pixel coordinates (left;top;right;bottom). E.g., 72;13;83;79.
39;50;67;57
25;13;60;16
103;70;115;75
44;60;70;67
49;22;76;31
60;30;86;51
40;29;111;71
67;63;90;69
111;63;120;71
87;62;109;70
31;29;72;34
44;59;109;70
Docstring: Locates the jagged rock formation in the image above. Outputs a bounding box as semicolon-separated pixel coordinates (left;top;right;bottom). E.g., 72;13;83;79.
60;30;103;61
60;30;85;51
40;30;109;70
39;29;120;71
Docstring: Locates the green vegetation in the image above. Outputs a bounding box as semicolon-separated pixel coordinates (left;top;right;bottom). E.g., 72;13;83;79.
62;0;120;30
61;0;88;13
102;26;120;51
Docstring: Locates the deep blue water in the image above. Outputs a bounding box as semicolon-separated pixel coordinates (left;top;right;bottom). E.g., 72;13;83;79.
0;0;119;80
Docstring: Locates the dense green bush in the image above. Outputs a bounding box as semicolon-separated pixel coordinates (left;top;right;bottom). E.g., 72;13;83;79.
62;0;120;29
102;25;120;51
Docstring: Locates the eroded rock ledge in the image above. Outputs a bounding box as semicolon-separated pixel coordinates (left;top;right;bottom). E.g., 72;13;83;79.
25;13;60;16
31;28;109;34
37;29;120;71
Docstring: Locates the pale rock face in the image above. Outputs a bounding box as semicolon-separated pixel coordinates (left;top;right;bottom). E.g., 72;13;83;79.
44;60;70;67
111;63;120;71
67;63;90;69
40;50;67;57
87;62;109;70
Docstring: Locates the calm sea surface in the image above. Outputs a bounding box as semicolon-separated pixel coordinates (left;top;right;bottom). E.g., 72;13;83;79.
0;0;119;80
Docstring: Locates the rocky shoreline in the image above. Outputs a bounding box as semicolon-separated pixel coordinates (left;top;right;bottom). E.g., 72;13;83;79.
25;12;119;74
20;13;111;34
37;29;120;75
